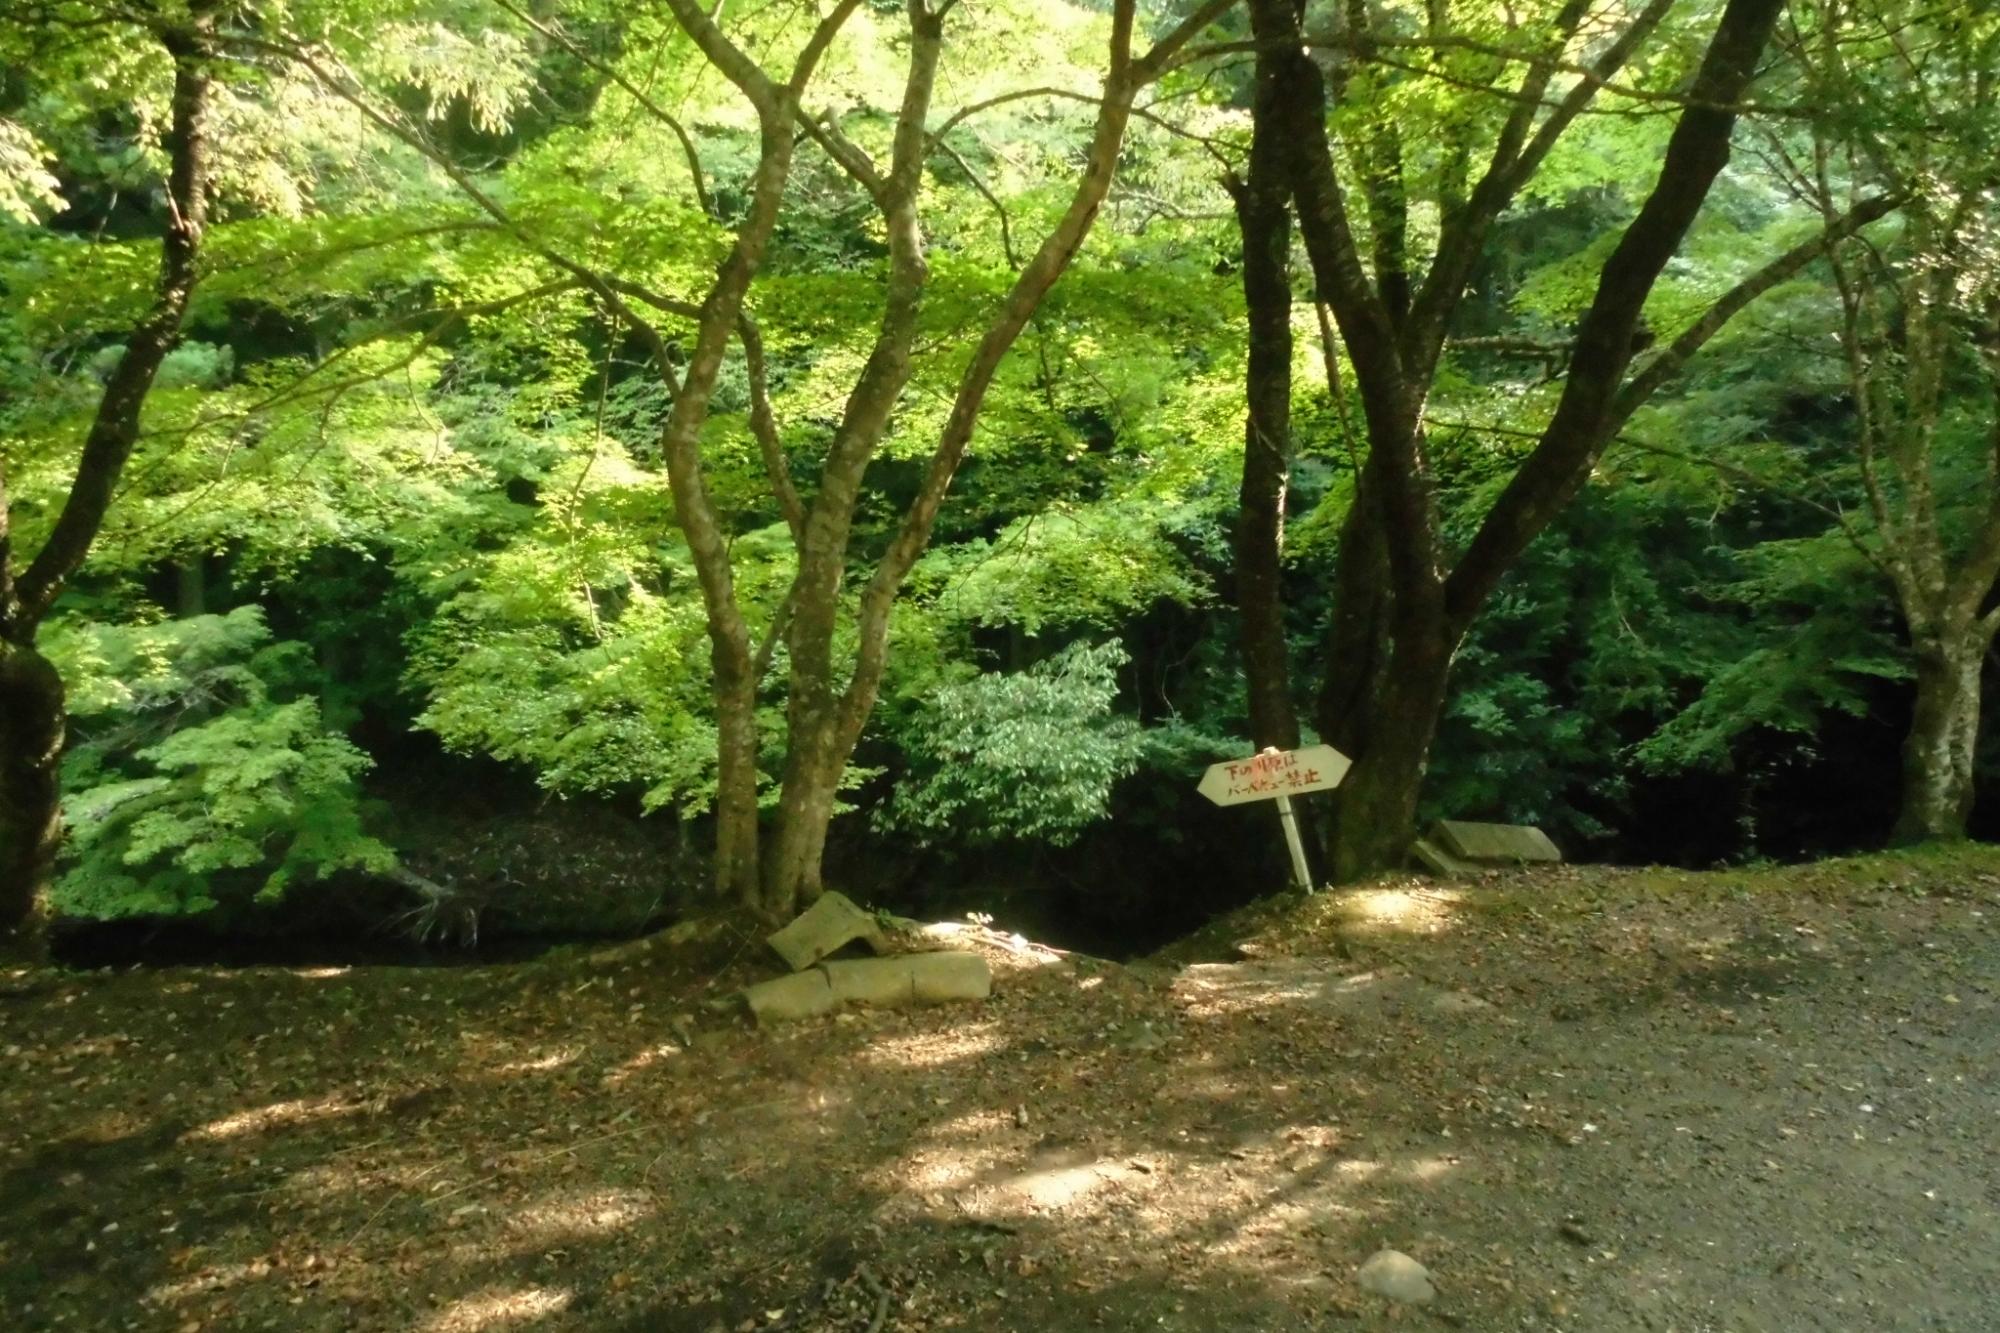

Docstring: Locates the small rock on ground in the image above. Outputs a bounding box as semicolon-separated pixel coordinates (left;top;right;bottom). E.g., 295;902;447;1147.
1358;1249;1436;1305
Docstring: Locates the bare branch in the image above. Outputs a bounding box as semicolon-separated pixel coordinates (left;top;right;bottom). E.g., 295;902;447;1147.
800;109;886;200
1612;191;1906;421
935;137;1018;266
737;314;804;539
489;0;717;218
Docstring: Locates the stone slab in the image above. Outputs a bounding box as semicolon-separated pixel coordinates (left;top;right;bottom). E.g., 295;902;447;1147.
1432;819;1561;865
742;969;836;1024
1411;837;1482;877
765;890;890;972
824;952;992;1006
744;951;992;1025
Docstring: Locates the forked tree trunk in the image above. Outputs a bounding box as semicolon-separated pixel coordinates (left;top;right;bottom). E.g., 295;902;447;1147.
0;642;65;957
730;3;1233;924
641;1;876;912
1241;0;1784;882
1892;634;1988;843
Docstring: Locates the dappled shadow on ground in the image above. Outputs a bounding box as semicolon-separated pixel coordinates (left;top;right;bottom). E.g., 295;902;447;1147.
5;854;2000;1331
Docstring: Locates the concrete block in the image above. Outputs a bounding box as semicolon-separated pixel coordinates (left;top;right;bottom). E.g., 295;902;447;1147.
766;891;890;971
1432;820;1561;865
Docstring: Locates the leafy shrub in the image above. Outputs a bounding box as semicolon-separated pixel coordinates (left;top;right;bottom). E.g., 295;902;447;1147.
46;606;392;920
882;640;1148;846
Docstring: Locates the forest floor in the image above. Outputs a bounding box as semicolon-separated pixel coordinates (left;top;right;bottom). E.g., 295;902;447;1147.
4;846;1999;1333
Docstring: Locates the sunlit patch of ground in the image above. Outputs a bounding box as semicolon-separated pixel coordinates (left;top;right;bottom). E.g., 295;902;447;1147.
855;1018;1009;1069
505;1188;653;1241
183;1092;368;1142
969;1149;1150;1214
603;1041;681;1087
911;921;1071;975
424;1286;572;1331
146;1257;281;1305
870;1137;1010;1198
1174;959;1396;1018
488;1046;580;1076
1332;884;1464;935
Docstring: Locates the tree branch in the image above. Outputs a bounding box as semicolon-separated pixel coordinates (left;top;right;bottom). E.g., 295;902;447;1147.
935;137;1018;267
13;15;216;630
737;314;804;540
1611;191;1903;423
1445;0;1786;635
1402;0;1670;379
489;0;717;218
837;0;1181;749
800;109;886;201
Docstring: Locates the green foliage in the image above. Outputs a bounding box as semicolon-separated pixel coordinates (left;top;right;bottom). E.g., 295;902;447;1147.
7;0;1986;929
1620;487;1909;778
46;608;392;920
404;431;793;812
0;118;62;223
913;504;1211;637
883;640;1148;847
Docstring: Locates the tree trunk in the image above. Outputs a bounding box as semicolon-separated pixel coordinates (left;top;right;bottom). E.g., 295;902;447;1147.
1264;0;1783;882
0;23;214;957
1314;471;1393;758
1319;597;1455;882
1892;635;1986;843
1228;35;1302;758
0;640;65;954
709;2;1230;921
761;710;844;920
712;667;763;911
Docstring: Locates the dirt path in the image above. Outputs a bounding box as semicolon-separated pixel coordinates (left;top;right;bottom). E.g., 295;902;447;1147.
4;848;1998;1331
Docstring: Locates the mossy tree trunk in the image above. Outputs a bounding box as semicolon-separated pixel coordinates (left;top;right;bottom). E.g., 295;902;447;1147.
1893;635;1988;843
0;641;64;957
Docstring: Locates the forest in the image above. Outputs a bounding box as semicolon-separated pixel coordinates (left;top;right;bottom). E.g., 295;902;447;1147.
5;2;2000;1329
3;0;1997;957
7;0;1992;956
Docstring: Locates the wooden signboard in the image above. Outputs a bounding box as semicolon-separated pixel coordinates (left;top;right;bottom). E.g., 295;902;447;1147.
1197;744;1352;891
1197;744;1351;806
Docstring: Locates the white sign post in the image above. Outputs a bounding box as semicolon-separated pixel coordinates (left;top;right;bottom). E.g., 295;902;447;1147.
1197;744;1352;892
